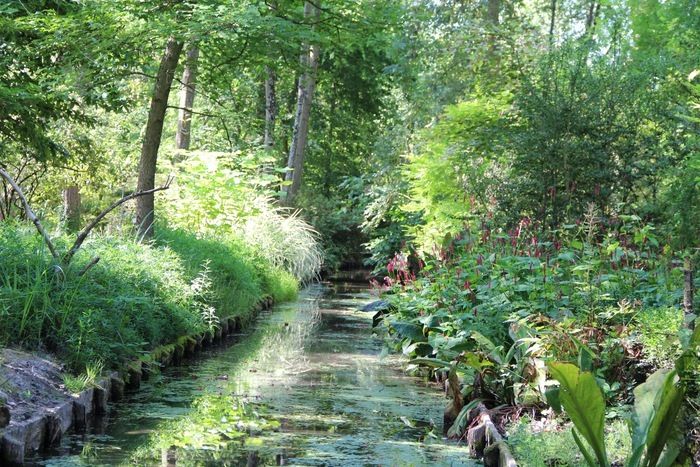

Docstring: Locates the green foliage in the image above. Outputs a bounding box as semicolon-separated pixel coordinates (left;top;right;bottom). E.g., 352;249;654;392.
376;213;687;445
403;95;512;252
62;361;104;394
548;362;609;466
297;178;369;271
628;369;684;467
156;226;271;319
508;417;632;467
632;307;683;367
549;363;684;467
161;152;321;283
0;222;296;372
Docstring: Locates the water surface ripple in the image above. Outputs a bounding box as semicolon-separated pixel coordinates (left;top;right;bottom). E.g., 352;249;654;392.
34;282;477;466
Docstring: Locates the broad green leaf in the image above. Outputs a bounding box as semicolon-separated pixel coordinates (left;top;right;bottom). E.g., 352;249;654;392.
629;368;683;467
548;363;609;467
390;321;426;342
410;357;453;369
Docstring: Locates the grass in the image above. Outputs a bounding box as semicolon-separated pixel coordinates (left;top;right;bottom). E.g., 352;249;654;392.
242;203;324;284
507;416;632;466
0;221;299;372
62;361;104;394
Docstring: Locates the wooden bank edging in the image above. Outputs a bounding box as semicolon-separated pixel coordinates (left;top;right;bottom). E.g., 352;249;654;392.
0;295;275;465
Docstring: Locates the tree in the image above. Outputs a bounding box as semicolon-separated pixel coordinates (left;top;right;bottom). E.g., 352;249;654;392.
282;1;321;205
135;37;184;241
264;66;278;152
176;44;200;151
62;186;81;232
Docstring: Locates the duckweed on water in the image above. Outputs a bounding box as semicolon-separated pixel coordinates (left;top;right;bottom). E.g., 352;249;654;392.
131;394;280;462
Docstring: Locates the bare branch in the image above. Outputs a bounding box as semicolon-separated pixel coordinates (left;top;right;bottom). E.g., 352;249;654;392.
0;167;61;260
165;105;220;119
78;256;101;276
62;175;174;266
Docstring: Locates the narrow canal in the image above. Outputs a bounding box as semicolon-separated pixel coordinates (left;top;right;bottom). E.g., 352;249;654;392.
34;283;476;466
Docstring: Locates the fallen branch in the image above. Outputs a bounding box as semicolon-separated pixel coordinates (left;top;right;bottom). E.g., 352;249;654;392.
0;167;60;260
62;175;174;266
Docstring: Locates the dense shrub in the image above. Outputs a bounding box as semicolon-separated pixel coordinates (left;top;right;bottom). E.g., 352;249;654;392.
377;214;685;408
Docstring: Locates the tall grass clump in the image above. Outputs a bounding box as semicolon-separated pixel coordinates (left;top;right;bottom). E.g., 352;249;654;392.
243;200;323;284
156;225;298;314
161;154;324;284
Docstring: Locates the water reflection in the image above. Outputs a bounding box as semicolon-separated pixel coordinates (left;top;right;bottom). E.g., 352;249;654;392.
33;283;476;466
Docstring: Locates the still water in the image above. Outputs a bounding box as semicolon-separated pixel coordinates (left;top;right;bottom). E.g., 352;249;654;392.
34;283;476;466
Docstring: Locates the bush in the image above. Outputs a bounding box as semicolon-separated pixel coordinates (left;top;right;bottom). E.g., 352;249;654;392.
377;215;683;410
632;306;684;368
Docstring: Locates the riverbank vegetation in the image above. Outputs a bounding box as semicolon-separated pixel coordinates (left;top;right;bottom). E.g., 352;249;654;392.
2;0;700;464
364;0;700;463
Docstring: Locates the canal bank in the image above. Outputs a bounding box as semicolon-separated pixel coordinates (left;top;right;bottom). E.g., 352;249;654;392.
31;282;476;466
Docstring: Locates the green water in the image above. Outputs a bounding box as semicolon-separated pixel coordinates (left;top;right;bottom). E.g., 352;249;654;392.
33;283;477;466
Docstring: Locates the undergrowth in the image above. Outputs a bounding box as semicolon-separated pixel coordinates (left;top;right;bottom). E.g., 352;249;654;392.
0;221;298;372
508;416;631;466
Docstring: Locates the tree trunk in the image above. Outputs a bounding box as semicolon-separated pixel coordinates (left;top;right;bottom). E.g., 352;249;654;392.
486;0;501;62
549;0;556;47
264;65;277;151
585;1;600;32
282;1;321;205
176;44;199;151
135;37;183;241
684;257;695;329
62;186;81;232
487;0;500;25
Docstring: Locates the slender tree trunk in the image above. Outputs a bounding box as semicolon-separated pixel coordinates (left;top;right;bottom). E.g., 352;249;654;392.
282;1;321;205
62;186;81;232
585;1;600;32
136;37;183;241
487;0;500;25
176;44;199;151
549;0;556;47
486;0;501;64
685;257;695;329
264;66;277;151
